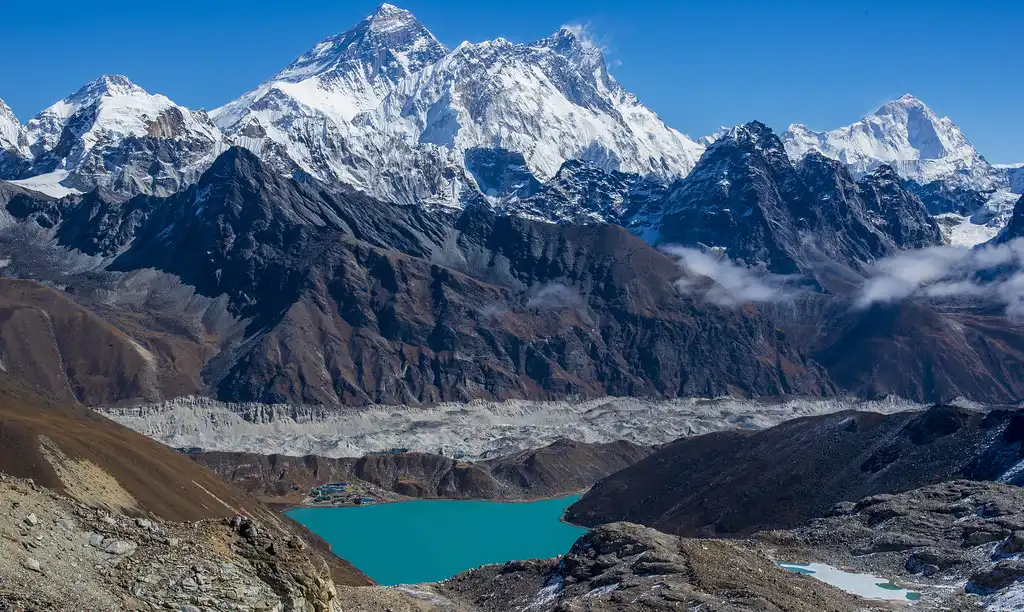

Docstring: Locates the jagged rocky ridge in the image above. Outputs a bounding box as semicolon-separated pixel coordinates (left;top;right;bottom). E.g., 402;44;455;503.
0;147;836;405
3;145;1023;406
654;122;943;278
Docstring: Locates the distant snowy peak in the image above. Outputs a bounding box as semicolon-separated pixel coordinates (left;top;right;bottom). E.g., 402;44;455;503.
0;97;30;178
213;3;446;128
996;162;1024;194
26;74;221;157
366;26;704;182
18;74;226;198
0;98;23;151
781;94;1001;190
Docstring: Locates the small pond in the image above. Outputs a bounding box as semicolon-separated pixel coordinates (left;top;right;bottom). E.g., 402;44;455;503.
780;562;921;602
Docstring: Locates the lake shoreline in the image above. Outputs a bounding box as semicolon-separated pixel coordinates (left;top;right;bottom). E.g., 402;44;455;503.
286;494;588;586
270;488;591;514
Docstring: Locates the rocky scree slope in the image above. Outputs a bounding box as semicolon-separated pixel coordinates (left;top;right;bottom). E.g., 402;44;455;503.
568;404;1024;537
765;480;1024;610
0;475;351;611
0;371;368;593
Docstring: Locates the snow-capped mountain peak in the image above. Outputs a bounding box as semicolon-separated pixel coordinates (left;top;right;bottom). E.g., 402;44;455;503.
782;94;1019;247
212;3;446;128
209;7;704;209
362;25;705;184
14;74;227;198
0;97;30;178
25;74;220;156
0;97;22;152
532;26;606;71
68;74;148;104
780;93;993;187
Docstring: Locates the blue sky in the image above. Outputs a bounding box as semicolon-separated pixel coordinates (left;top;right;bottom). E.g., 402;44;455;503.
2;0;1021;162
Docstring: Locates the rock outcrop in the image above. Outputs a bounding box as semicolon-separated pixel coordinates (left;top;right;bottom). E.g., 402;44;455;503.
429;522;871;611
763;480;1024;609
0;475;354;611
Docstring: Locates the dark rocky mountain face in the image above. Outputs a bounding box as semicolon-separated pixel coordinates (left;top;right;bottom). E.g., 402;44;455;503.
0;148;834;405
2;147;1023;406
656;122;808;274
809;301;1024;404
857;165;944;249
909;178;990;215
463;147;542;201
567;404;1024;538
654;122;942;276
495;158;669;228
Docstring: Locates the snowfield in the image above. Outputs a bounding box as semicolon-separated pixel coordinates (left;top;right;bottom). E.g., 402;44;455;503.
98;395;926;460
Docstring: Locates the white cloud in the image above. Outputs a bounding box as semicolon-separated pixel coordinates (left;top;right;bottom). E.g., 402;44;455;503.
665;246;806;307
559;22;615;65
854;238;1024;315
526;283;583;310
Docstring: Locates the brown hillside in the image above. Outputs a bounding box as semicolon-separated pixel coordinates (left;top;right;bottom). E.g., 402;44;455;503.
0;372;369;586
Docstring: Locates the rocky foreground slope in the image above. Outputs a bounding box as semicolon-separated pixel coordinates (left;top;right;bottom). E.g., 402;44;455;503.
0;371;369;611
0;475;342;611
765;480;1024;611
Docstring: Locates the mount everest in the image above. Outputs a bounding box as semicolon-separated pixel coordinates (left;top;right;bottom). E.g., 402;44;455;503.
0;3;1019;248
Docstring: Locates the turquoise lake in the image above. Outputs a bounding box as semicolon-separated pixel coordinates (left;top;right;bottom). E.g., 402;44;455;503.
287;495;587;585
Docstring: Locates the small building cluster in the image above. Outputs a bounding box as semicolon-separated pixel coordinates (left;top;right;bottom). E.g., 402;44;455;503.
308;482;376;505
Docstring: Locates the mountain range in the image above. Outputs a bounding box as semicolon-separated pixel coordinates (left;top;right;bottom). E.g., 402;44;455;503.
0;3;1021;409
0;4;1018;247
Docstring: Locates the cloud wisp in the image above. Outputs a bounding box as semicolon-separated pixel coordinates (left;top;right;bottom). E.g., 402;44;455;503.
854;238;1024;316
526;283;583;310
665;246;806;307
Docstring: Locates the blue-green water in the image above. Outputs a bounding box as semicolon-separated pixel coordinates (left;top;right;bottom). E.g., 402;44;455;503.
287;495;586;585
